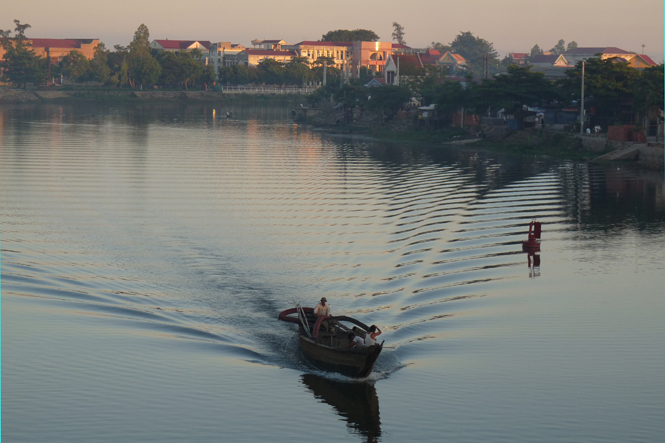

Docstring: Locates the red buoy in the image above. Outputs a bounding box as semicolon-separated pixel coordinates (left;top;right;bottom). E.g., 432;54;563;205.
522;219;541;251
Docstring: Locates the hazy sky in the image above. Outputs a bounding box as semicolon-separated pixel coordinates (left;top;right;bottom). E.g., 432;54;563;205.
4;0;664;62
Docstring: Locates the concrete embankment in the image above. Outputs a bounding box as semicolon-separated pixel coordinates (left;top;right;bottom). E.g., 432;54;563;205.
0;88;306;104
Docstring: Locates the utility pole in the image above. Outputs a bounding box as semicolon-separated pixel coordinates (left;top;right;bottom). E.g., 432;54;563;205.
580;61;585;135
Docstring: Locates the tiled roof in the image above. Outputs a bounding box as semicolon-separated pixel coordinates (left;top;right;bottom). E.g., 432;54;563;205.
530;54;561;64
563;47;633;55
393;54;423;67
29;39;95;48
154;40;211;50
392;43;411;49
293;41;353;47
510;53;530;59
639;54;657;65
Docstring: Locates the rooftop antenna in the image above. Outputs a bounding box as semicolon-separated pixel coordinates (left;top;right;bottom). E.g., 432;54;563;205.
641;44;645;54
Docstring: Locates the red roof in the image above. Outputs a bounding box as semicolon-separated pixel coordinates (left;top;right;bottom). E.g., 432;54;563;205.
636;54;657;66
563;47;633;55
243;49;297;56
392;43;412;49
293;41;353;47
154;39;211;50
393;54;423;68
29;39;96;48
510;53;530;59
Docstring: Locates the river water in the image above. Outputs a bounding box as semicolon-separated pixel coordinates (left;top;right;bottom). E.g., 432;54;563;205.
2;103;664;443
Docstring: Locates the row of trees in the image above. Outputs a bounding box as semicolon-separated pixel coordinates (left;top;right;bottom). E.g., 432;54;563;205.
1;22;216;89
309;59;663;129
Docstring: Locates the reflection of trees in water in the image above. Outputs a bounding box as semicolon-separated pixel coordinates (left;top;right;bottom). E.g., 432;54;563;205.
301;374;380;443
558;163;665;232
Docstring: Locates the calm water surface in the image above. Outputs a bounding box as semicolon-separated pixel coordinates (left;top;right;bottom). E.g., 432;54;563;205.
2;103;664;443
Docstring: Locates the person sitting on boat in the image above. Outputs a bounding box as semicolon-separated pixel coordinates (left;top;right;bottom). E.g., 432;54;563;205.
364;325;382;347
347;332;365;348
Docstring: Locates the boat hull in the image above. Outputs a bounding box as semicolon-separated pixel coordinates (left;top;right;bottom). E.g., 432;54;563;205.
299;335;382;378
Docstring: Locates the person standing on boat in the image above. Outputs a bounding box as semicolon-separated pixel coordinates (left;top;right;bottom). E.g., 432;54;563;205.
364;325;382;346
314;297;331;331
314;297;330;317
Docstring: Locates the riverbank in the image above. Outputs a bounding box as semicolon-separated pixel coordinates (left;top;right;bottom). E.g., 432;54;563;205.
0;88;305;105
303;107;664;170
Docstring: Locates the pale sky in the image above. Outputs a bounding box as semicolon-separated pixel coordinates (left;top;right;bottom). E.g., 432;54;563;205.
4;0;664;62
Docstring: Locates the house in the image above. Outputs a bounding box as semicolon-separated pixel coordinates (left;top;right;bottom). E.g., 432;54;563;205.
208;42;246;71
365;78;386;87
251;39;287;50
351;41;393;78
150;39;211;52
237;49;297;66
282;41;352;69
418;49;441;65
0;38;100;63
509;53;530;66
437;51;467;73
529;54;569;67
562;47;656;68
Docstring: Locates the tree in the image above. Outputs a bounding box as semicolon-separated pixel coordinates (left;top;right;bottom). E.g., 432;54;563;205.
176;51;202;90
392;22;406;45
0;20;47;87
58;50;90;84
429;42;452;54
126;24;161;88
566;41;578;51
472;65;559;112
89;43;111;84
632;64;664;112
366;85;412;118
550;39;566;55
450;31;499;77
558;57;637;124
321;29;379;42
530;44;544;58
433;80;471;114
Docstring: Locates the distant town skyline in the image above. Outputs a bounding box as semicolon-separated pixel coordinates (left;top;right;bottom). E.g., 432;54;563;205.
4;0;664;62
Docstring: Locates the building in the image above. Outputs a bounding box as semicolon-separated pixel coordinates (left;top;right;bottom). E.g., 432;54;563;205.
509;53;530;66
149;39;212;53
282;41;352;69
351;41;393;78
0;38;100;63
529;54;569;67
237;49;297;66
437;51;467;73
208;42;245;72
251;39;287;50
562;47;657;68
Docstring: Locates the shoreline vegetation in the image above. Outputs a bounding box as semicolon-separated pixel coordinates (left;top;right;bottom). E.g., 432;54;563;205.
1;87;662;170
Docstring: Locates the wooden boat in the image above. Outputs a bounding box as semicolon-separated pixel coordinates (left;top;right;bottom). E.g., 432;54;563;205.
278;306;383;378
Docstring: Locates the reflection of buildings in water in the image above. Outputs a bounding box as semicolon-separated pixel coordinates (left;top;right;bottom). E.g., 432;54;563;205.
301;374;380;443
527;251;541;278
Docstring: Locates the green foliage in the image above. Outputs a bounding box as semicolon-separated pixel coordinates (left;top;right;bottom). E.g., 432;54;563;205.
632;64;664;112
126;23;161;88
429;42;452;54
530;44;544;58
332;83;365;108
392;22;406;45
366;85;411;117
566;41;578;51
450;31;499;77
473;65;559;111
0;20;47;87
550;39;566;55
558;57;638;122
58;50;89;83
321;29;379;42
433;80;471;114
89;43;111;84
